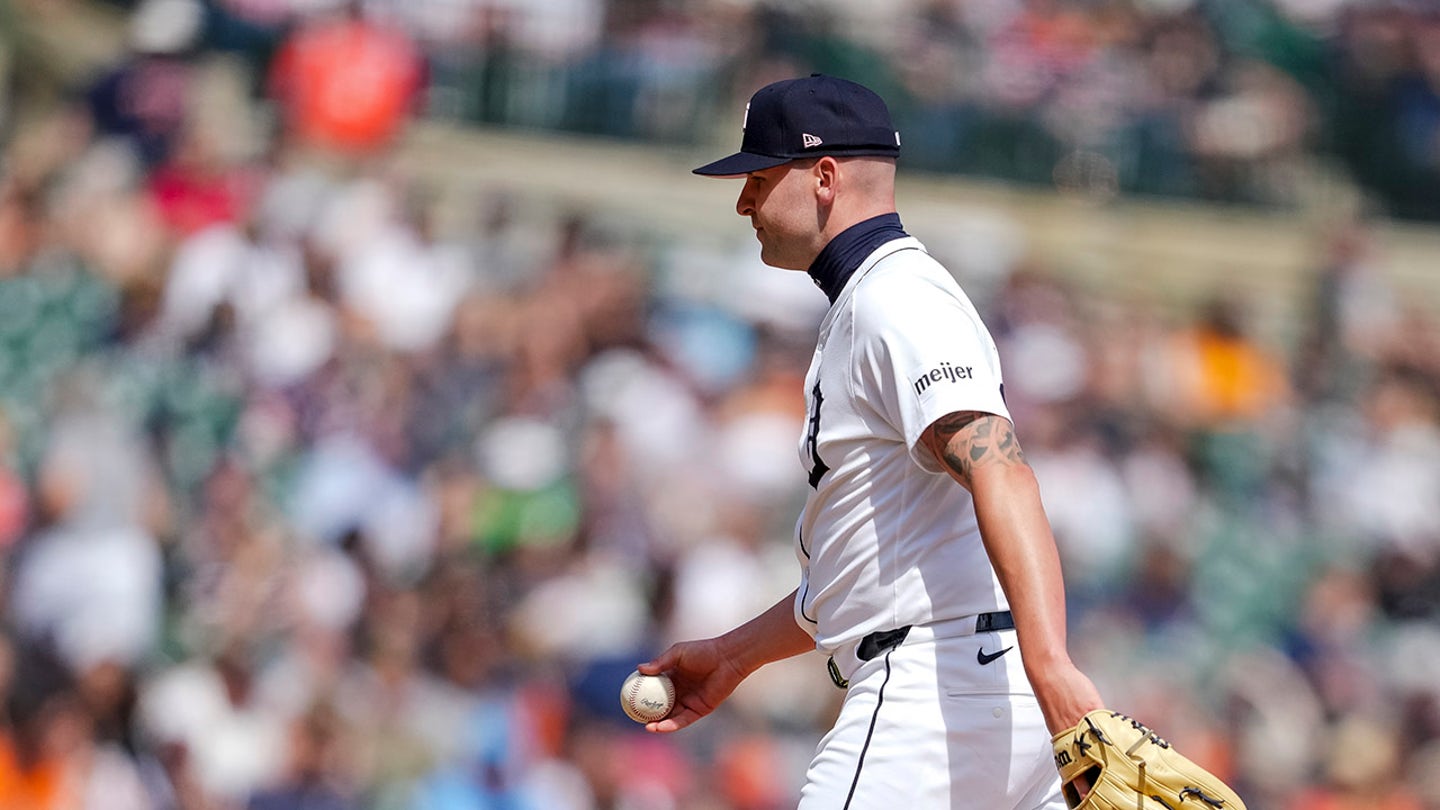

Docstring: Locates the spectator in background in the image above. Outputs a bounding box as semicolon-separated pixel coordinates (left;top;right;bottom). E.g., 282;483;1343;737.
268;1;427;156
246;705;359;810
1186;59;1315;206
0;657;84;810
1160;294;1291;431
1339;8;1440;222
1296;222;1398;403
138;644;290;805
9;374;166;679
146;125;261;239
1285;714;1425;810
1332;366;1440;620
85;0;206;169
0;642;151;810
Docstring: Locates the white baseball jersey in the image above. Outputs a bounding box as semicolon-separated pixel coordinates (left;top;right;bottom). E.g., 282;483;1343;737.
793;236;1012;654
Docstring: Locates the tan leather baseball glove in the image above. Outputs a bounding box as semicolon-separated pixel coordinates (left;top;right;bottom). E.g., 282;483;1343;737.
1051;709;1247;809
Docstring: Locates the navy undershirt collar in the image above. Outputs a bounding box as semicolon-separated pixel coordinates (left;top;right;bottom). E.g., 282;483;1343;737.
807;213;909;304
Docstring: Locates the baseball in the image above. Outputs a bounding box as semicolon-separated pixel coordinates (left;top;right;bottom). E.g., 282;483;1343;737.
620;670;675;723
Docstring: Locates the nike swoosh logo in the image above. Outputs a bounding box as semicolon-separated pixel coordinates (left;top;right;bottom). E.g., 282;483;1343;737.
977;645;1013;666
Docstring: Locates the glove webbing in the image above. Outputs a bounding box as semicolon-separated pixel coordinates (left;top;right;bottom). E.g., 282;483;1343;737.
1087;714;1227;810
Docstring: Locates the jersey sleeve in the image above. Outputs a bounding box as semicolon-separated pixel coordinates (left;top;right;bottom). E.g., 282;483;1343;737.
853;263;1010;474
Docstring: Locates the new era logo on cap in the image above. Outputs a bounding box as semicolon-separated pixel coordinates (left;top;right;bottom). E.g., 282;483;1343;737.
694;74;901;176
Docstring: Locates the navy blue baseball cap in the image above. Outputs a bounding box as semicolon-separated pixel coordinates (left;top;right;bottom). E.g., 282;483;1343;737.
693;74;901;176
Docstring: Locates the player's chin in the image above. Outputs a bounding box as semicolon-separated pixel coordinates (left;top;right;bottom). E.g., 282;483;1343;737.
757;246;805;272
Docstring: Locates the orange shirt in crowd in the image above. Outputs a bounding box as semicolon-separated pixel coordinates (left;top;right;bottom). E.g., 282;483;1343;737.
269;15;425;153
0;735;77;810
1163;323;1291;427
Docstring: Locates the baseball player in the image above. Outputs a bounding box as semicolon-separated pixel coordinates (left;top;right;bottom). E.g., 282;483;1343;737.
637;75;1105;808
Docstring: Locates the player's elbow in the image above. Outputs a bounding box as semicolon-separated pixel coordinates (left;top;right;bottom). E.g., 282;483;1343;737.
967;455;1040;497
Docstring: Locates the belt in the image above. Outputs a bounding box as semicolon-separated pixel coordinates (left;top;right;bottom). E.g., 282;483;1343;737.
827;610;1014;688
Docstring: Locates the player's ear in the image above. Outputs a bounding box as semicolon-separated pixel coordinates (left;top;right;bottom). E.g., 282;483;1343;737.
814;156;839;203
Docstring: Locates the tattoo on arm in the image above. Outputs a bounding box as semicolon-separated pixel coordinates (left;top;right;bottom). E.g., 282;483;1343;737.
928;411;1027;485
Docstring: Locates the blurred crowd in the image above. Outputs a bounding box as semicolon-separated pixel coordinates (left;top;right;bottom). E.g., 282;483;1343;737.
317;0;1440;219
0;0;1438;809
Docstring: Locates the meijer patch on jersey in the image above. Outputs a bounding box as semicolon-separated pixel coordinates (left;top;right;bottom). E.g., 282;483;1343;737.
912;361;974;396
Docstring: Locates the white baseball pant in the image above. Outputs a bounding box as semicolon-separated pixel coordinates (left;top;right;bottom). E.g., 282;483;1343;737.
799;618;1065;809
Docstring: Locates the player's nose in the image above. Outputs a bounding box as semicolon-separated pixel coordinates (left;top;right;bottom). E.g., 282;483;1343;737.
735;179;756;217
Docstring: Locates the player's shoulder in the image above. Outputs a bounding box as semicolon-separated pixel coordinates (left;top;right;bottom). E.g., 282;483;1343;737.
852;242;970;318
860;240;957;292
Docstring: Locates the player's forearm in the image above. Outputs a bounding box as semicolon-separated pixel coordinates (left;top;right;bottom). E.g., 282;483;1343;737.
924;412;1076;670
968;463;1076;672
717;588;816;675
971;462;1105;734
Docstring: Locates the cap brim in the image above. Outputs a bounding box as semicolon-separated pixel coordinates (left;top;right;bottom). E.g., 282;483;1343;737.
693;151;795;177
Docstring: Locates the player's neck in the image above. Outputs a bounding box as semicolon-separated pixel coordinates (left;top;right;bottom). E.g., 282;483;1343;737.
807;212;909;304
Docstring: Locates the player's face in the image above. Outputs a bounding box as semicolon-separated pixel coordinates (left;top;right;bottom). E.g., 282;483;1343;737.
735;161;823;271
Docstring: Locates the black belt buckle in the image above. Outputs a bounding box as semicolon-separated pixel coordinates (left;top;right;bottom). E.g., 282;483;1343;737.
975;611;1014;633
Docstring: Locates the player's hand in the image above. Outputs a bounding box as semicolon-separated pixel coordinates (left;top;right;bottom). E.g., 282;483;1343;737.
1026;659;1105;736
637;638;750;733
